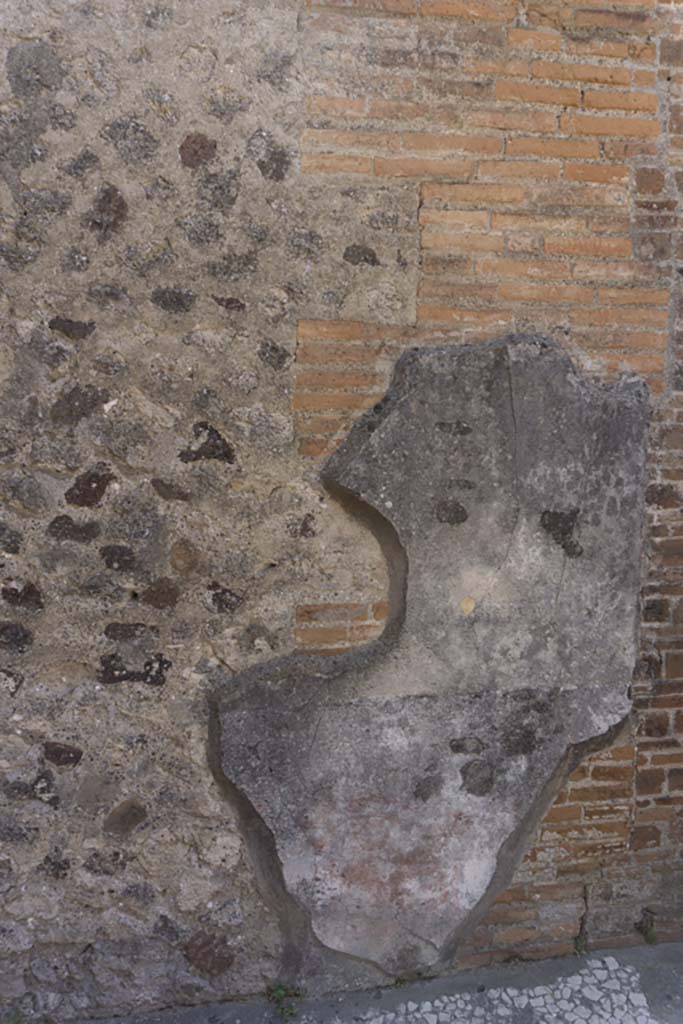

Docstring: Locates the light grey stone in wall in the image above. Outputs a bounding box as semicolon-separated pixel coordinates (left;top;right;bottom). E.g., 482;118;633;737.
214;336;648;982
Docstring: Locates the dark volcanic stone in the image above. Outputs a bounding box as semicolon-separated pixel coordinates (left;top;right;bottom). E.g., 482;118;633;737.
0;816;38;844
63;148;100;178
206;249;257;281
48;317;96;341
31;769;59;808
43;741;83;767
343;243;380;267
247;129;290;182
99;544;136;572
460;759;495;796
183;930;234;977
65;464;115;507
198;169;240;211
288;229;324;261
48;515;100;544
98;652;171;687
141;578;179;609
258;340;290;370
84;184;128;241
0;621;33;653
0;521;22;554
50;383;109;426
449;736;485;755
179;132;217;168
540;508;583;558
208;582;243;614
103;797;147;836
434;498;468;525
101;115;159;163
151;478;191;502
87;282;129;306
83;849;132;876
1;582;44;610
151;287;196;313
38;851;71;879
211;295;246;312
7;41;64;97
179;422;235;463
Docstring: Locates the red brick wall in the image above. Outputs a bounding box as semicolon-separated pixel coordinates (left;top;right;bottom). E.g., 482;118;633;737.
293;0;683;960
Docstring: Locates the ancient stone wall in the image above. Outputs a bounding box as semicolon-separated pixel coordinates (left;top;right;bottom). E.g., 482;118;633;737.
0;0;681;1018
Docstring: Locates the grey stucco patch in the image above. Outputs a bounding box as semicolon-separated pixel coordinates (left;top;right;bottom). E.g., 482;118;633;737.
213;336;648;981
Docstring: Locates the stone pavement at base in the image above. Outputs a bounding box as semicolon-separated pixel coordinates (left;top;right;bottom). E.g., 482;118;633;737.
87;943;683;1024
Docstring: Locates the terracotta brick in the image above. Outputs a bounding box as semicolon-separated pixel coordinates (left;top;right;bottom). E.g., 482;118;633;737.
295;625;348;645
507;137;600;159
545;236;632;258
302;129;400;152
349;623;383;642
600;286;669;306
420;0;516;20
493;925;539;946
402;132;502;155
367;99;432;122
492;213;587;233
374;156;472;178
509;28;562;52
544;804;583;822
532;60;631;86
666;652;683;679
560;113;660;138
302;153;374;174
292;391;379;412
296;603;369;623
297;343;383;365
417;304;512;325
495;80;581;107
295;370;383;389
420;209;490;228
583;89;658;114
499;282;594;304
422;182;526;204
636;769;666;796
477;256;570;280
298;437;331;457
570;783;632;801
478;159;562;180
568;39;629;59
564;162;629;184
630;825;661;851
306;96;366;119
591;764;633;782
421;231;503;253
636;167;666;193
575;10;657;34
469;109;557;133
419;281;498;302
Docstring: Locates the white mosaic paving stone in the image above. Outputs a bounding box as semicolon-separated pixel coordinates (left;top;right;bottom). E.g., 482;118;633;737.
299;957;659;1024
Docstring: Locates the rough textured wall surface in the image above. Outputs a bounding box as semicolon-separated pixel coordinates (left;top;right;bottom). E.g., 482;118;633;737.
0;0;678;1019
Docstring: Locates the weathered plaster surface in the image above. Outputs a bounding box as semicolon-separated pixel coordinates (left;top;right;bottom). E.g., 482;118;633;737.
215;338;648;981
